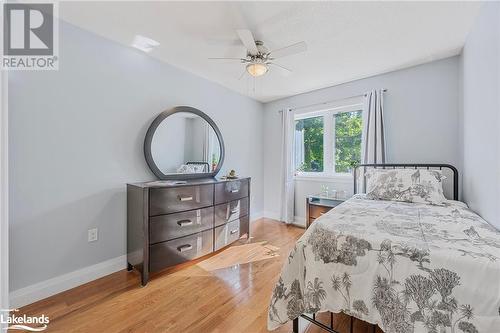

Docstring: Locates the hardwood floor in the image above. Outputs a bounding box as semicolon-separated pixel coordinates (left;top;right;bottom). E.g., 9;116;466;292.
17;219;381;333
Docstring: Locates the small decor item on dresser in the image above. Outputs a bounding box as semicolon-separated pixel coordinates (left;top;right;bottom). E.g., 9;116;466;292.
320;184;346;199
337;189;347;200
223;169;238;179
320;184;330;197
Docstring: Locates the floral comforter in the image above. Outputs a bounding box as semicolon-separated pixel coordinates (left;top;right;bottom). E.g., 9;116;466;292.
268;195;500;333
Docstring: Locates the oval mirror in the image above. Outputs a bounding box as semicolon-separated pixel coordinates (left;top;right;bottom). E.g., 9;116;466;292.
144;106;225;180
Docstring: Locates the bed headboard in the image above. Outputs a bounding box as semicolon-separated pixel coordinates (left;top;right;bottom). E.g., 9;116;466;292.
186;161;210;173
353;163;459;200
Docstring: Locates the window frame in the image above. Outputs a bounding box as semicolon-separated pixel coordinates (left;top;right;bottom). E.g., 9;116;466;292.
294;102;363;180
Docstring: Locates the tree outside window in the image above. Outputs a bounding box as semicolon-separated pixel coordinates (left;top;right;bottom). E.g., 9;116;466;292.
295;116;324;172
335;111;362;173
294;106;363;176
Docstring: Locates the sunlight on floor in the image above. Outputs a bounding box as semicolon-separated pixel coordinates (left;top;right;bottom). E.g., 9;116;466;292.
197;241;280;272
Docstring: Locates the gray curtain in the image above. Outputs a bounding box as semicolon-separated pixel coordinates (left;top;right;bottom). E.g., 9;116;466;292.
362;89;386;164
279;108;295;224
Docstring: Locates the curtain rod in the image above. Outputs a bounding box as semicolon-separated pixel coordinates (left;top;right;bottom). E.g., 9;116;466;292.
279;89;387;113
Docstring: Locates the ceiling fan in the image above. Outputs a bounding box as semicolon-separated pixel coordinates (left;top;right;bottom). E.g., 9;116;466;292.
209;29;307;78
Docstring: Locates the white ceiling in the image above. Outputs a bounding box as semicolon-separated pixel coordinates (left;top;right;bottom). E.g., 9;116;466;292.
60;1;482;103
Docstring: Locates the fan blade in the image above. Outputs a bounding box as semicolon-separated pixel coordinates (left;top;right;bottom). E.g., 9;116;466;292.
238;69;247;80
208;57;245;61
236;29;259;55
269;62;292;77
269;41;307;59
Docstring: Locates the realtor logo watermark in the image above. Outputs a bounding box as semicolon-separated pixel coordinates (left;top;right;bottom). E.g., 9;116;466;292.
1;309;49;331
1;1;59;70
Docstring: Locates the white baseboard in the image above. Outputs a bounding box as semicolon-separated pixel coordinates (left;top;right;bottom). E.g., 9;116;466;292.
293;216;306;228
9;212;282;308
250;211;264;222
260;212;306;228
262;211;281;221
10;255;127;308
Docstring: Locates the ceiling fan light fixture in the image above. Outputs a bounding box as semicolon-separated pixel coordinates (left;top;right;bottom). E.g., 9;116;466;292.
246;63;268;77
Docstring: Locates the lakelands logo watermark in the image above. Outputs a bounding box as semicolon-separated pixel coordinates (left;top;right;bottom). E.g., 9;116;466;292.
1;1;59;70
1;309;49;331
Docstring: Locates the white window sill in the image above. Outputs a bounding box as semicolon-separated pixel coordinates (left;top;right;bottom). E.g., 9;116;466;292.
294;173;353;183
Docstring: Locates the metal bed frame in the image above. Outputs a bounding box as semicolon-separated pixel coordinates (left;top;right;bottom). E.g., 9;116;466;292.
293;312;375;333
354;163;458;200
292;163;459;333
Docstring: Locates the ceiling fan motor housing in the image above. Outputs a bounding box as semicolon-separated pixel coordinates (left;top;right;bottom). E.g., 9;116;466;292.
247;41;270;60
209;29;306;78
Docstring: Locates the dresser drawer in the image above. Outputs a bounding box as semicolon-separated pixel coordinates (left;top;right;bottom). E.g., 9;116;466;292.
149;207;214;244
149;184;214;216
214;219;241;251
214;197;249;227
214;179;249;205
149;230;213;272
309;205;333;219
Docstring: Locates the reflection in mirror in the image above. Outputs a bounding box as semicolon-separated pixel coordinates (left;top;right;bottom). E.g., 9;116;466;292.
150;112;221;175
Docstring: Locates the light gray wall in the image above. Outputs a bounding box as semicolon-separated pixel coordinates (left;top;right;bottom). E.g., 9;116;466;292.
9;22;264;291
263;57;460;220
185;117;209;164
151;115;187;173
460;3;500;228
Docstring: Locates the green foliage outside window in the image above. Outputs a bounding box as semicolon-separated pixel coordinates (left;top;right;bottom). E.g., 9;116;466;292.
295;110;362;174
335;111;362;173
295;116;324;172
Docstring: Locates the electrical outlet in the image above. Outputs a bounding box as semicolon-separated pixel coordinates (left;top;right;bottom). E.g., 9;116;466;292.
88;228;98;242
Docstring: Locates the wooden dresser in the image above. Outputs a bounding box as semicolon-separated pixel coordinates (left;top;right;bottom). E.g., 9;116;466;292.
127;177;250;285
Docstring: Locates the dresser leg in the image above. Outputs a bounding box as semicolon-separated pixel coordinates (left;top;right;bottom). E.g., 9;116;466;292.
127;262;133;272
141;272;149;287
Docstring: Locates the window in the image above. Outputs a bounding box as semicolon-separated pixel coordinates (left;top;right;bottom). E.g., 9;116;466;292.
294;116;323;172
294;104;363;177
334;110;362;173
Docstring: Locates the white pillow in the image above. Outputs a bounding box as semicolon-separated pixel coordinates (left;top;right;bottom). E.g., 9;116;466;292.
176;164;195;173
365;168;447;205
191;164;206;173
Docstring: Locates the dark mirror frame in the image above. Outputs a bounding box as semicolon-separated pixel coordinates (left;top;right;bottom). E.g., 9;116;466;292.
144;106;225;180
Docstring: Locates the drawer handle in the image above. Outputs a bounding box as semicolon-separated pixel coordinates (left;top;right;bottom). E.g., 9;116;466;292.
177;220;193;227
177;244;193;252
178;195;193;202
230;229;239;235
230;189;239;193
